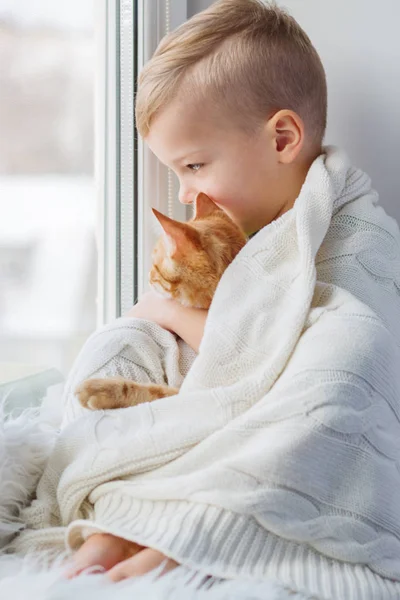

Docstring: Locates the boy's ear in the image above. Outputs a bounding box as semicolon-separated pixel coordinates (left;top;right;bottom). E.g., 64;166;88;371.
267;109;304;164
152;208;198;258
193;192;221;220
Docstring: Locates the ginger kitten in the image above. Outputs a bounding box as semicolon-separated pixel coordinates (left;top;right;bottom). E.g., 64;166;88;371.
76;193;247;410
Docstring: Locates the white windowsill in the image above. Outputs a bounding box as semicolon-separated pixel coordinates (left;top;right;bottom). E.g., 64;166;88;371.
0;362;54;386
0;362;65;415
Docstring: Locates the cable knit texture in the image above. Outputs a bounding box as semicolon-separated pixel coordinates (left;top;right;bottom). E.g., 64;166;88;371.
13;147;400;600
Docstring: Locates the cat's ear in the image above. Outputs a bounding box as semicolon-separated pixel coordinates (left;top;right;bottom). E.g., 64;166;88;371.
193;192;221;220
152;208;197;258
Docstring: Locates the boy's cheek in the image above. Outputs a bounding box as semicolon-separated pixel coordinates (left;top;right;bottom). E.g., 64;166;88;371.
215;192;243;217
203;186;238;214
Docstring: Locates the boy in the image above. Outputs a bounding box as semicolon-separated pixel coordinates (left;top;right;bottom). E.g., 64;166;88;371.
66;0;325;579
124;0;326;354
42;0;400;595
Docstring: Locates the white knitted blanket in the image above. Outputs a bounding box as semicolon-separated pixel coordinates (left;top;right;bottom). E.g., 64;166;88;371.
10;147;400;600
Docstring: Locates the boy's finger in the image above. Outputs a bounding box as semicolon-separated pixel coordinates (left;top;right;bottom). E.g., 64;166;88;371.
62;533;144;579
106;548;178;582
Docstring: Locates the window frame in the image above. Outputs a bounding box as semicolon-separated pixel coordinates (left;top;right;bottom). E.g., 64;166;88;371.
96;0;189;328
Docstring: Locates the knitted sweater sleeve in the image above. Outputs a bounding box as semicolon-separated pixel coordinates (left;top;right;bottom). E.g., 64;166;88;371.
61;317;197;427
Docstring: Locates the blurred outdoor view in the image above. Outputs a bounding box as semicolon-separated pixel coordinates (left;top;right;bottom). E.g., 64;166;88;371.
0;0;97;382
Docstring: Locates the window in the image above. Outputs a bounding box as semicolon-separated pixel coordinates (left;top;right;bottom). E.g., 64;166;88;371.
0;0;190;413
0;0;96;408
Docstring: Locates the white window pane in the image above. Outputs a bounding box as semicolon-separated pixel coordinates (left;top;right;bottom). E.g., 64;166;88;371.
0;1;96;399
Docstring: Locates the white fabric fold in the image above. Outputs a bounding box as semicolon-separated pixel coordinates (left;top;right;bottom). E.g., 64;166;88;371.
13;147;400;599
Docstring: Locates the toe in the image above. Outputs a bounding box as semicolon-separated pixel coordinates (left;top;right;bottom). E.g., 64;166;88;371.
63;534;144;578
107;548;178;582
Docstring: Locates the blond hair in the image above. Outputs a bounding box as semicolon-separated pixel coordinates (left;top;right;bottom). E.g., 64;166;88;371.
136;0;327;148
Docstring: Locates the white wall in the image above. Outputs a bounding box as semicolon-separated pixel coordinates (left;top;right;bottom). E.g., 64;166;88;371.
188;0;400;223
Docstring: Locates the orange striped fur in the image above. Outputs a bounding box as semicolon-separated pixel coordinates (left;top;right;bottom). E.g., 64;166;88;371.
76;193;247;410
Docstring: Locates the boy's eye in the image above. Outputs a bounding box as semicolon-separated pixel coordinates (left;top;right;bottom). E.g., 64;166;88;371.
186;163;203;172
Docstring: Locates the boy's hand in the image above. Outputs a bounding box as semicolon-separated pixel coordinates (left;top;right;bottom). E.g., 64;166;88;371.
123;291;177;331
124;291;208;353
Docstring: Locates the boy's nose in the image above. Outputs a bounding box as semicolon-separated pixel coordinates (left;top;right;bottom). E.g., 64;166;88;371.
178;187;195;205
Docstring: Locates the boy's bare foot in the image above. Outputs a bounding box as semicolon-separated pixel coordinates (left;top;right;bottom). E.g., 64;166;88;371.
64;533;145;579
106;547;179;582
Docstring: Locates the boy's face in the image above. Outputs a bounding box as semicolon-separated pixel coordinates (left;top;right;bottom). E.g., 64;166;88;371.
146;97;293;236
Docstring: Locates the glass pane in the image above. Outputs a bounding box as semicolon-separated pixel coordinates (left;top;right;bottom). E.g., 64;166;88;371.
0;0;96;411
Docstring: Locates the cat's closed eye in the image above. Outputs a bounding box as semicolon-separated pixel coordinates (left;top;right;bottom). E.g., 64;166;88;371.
149;192;247;310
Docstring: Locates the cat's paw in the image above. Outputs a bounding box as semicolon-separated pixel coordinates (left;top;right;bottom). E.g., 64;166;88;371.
75;377;129;410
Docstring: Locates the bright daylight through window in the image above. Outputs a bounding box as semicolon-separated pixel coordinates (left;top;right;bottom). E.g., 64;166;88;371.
0;0;96;413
